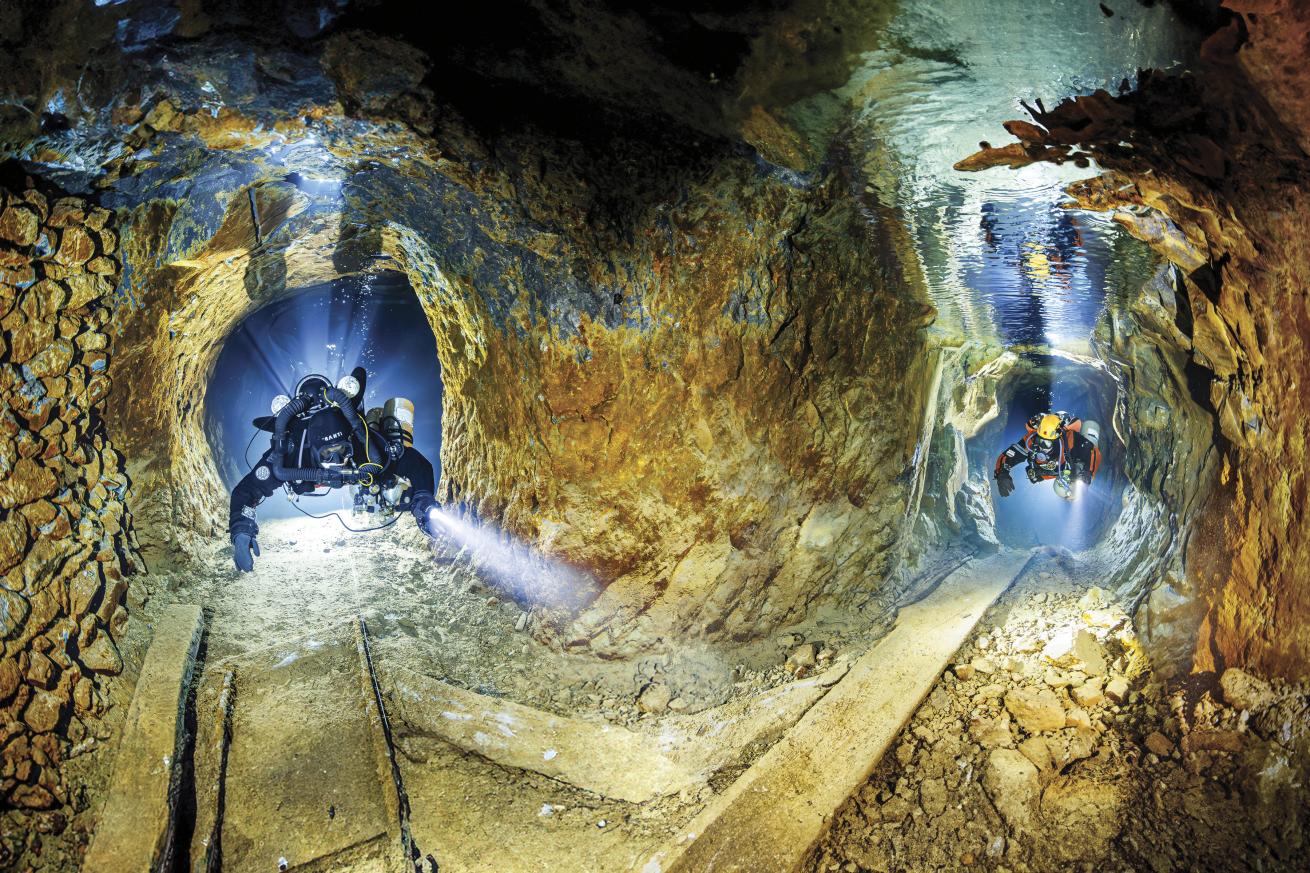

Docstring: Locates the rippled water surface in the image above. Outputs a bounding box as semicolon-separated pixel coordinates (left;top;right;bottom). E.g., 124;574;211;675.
827;0;1196;347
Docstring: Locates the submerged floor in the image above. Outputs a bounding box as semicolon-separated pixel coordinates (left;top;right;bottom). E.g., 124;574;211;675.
9;528;1309;872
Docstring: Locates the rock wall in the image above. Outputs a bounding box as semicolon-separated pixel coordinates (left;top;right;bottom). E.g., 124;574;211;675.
0;2;942;656
958;8;1310;680
97;100;937;654
0;176;140;812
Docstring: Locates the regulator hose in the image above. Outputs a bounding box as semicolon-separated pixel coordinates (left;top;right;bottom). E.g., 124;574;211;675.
271;387;370;485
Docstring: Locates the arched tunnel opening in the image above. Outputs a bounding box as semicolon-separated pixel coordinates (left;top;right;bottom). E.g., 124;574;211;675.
203;274;444;521
973;354;1127;552
3;2;1310;871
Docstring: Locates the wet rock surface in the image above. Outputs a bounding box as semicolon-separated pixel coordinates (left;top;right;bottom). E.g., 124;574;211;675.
0;0;944;662
0;1;1308;870
808;557;1310;873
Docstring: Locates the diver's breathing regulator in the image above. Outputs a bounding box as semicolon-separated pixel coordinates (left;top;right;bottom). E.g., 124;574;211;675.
265;370;417;523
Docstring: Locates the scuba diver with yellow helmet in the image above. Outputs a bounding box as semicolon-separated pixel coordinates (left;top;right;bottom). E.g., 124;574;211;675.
227;366;439;572
994;411;1102;501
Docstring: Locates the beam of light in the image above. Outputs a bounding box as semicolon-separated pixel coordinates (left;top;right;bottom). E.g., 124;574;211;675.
426;507;600;613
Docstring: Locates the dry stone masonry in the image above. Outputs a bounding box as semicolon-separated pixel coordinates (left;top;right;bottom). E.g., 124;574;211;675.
0;178;140;816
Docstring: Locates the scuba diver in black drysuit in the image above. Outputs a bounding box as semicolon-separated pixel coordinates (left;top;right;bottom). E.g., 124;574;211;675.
228;367;438;572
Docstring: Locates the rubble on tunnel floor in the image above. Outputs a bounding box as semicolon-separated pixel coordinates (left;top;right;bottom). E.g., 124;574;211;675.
810;555;1310;873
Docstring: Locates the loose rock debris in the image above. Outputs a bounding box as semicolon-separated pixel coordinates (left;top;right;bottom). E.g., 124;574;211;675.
809;558;1310;873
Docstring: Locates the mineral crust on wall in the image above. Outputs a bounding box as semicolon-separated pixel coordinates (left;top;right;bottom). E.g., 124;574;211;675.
0;178;141;813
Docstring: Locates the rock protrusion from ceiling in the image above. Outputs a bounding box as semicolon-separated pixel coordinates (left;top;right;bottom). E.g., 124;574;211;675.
0;177;141;813
958;11;1310;680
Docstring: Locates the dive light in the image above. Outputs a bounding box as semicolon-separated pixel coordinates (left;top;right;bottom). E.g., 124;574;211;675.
336;374;360;398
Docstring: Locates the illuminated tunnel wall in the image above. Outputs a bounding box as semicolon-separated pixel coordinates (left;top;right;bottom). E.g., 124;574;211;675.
971;354;1126;551
203;273;443;520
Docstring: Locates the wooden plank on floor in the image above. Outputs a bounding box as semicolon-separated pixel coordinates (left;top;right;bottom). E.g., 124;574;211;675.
384;659;847;806
217;622;406;873
385;663;702;804
83;604;205;873
643;550;1034;873
189;668;233;873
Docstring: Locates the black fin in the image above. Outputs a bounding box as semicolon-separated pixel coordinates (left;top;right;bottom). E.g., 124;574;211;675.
253;415;276;432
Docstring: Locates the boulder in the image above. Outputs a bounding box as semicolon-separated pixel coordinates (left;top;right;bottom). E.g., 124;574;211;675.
1145;731;1174;757
53;225;94;267
25;650;56;688
1018;735;1054;772
1064;707;1092;730
0;457;58;508
0;657;19;702
1042;628;1107;676
23;689;64;733
785;642;817;675
1182;730;1243;754
1218;668;1276;713
969;711;1015;749
1070;678;1105;708
1104;675;1130;704
73;677;94;715
78;630;123;674
0;514;27;574
25;338;74;379
1039;775;1125;862
1004;686;1067;733
983;748;1041;832
0;205;38;246
636;682;671;713
0;587;30;640
10;783;55;810
920;777;948;816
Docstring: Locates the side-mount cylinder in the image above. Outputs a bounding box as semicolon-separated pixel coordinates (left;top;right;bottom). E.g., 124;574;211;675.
1081;419;1101;448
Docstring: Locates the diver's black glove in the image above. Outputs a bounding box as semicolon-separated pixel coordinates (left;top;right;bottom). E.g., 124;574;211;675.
995;469;1015;497
231;517;260;572
411;491;437;539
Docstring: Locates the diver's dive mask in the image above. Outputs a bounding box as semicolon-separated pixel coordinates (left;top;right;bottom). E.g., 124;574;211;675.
317;439;353;469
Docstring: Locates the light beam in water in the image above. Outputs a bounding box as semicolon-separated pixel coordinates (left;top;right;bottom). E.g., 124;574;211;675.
426;508;599;612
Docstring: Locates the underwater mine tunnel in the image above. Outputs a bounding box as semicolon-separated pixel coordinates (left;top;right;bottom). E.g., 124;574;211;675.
1;1;1309;871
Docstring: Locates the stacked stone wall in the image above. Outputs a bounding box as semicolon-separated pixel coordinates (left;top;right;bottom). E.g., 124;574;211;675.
0;177;140;813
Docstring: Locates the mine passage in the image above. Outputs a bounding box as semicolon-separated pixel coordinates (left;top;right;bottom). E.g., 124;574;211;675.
2;2;1309;872
205;274;443;523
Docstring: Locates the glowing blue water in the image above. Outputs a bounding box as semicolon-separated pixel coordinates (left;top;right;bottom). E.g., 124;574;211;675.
205;274;443;519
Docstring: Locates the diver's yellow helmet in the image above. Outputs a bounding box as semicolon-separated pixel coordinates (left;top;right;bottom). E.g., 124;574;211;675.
1037;413;1062;441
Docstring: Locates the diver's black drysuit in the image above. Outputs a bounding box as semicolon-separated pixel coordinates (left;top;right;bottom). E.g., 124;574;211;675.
228;397;437;570
227;428;435;532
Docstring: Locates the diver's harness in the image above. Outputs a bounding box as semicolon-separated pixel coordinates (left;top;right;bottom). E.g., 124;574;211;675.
271;386;373;487
1017;425;1093;499
274;385;413;524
